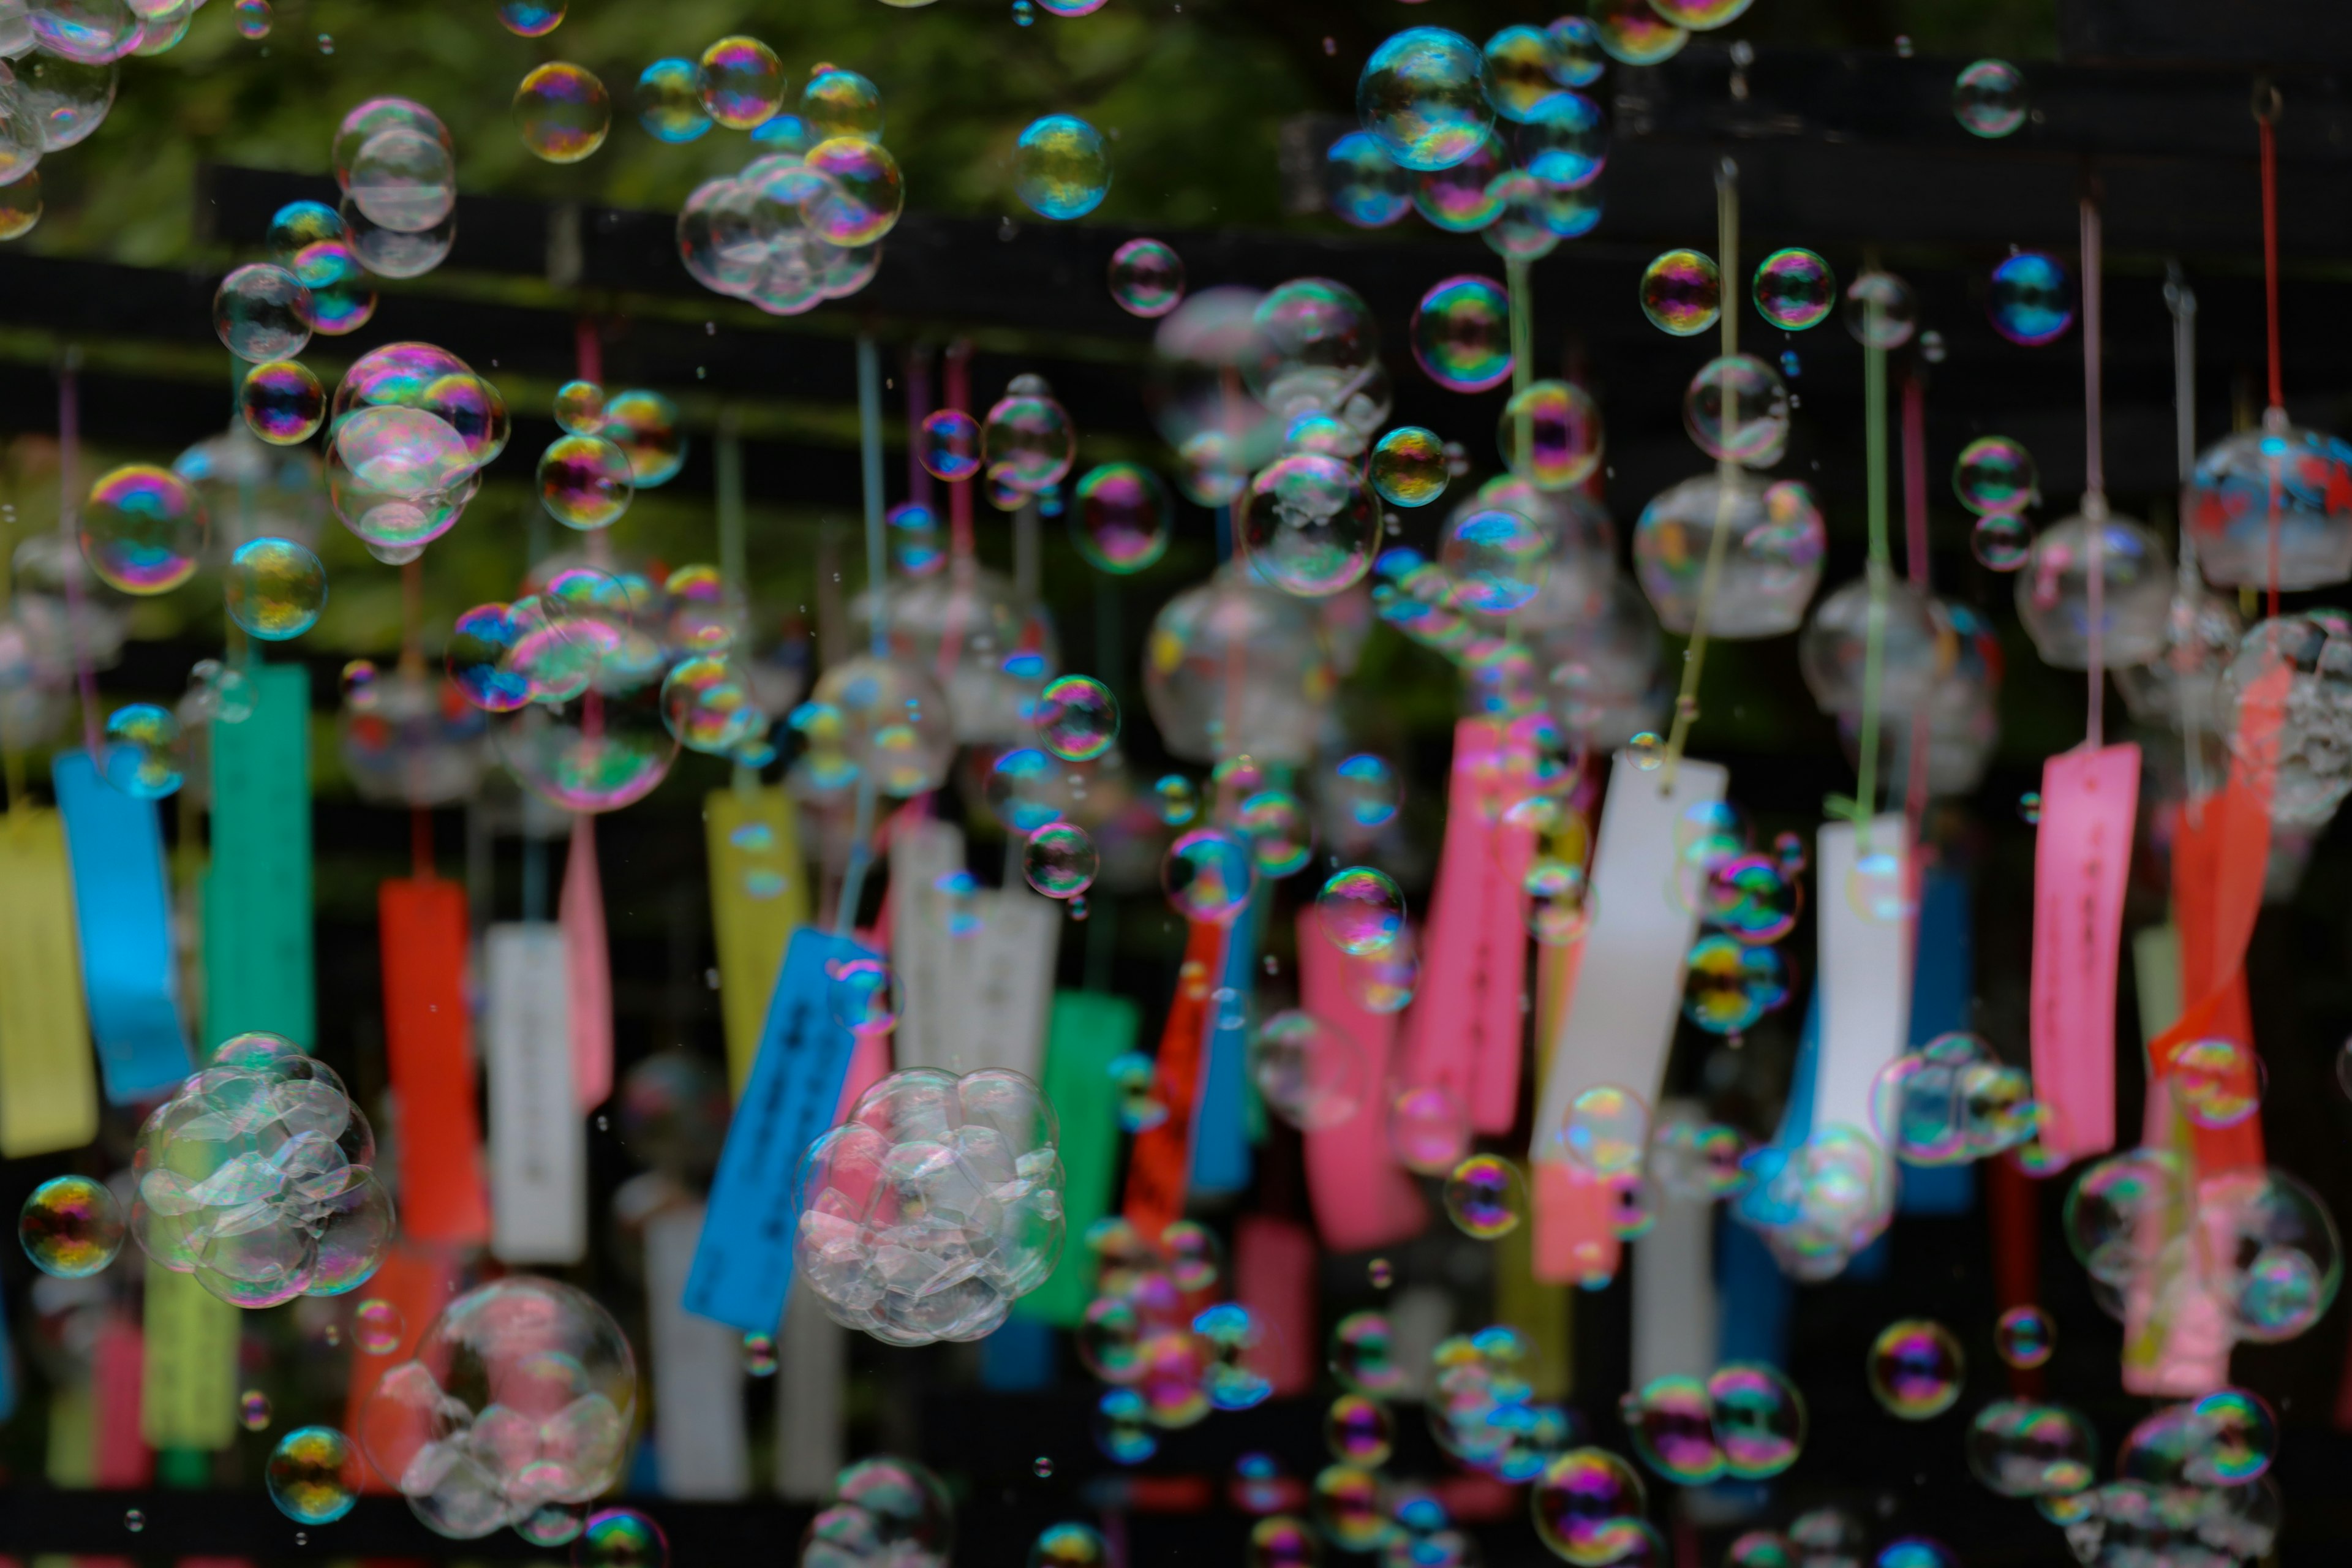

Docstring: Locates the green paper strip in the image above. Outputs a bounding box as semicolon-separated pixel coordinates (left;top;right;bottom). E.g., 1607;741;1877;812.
1016;990;1137;1328
141;1257;238;1451
203;663;313;1049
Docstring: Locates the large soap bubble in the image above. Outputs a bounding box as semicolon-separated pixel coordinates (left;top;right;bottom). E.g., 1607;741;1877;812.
1356;27;1494;173
1632;473;1824;638
358;1276;636;1539
803;1457;954;1568
795;1067;1066;1346
1142;566;1335;764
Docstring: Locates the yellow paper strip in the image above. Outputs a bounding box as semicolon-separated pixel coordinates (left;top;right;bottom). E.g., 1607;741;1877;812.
1494;1199;1572;1400
0;809;98;1158
45;1381;94;1487
705;784;809;1097
141;1257;239;1451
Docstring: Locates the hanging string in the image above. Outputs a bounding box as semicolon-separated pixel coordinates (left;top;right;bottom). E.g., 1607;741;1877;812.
2165;264;2212;816
55;350;100;764
2081;189;2107;751
1659;157;1739;790
1899;369;1933;843
835;335;890;940
2254;83;2285;617
717;408;761;802
944;337;976;564
1851;282;1890;833
905;343;935;510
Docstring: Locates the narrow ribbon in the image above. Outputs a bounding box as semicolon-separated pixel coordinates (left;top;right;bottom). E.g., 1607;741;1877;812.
53;750;191;1101
202;662;312;1047
1121;920;1223;1242
2028;745;2141;1164
1631;1102;1721;1387
140;1258;238;1451
0;808;98;1156
1016;992;1139;1327
560;814;613;1111
379;876;490;1243
1295;908;1427;1253
705;783;810;1098
484;922;587;1264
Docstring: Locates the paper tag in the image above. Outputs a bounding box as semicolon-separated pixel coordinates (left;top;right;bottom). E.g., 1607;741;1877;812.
2029;745;2139;1164
93;1311;149;1487
1899;867;1975;1215
1189;889;1260;1196
1295;908;1427;1253
1234;1215;1316;1396
647;1202;750;1499
1630;1102;1719;1388
0;809;98;1156
1813;816;1913;1140
560;816;614;1111
340;1242;459;1490
53;750;191;1102
1530;752;1725;1278
1121;921;1223;1241
775;1283;846;1500
1016;992;1139;1327
379;877;490;1243
888;817;964;1071
1493;1200;1571;1400
707;785;810;1098
140;1257;238;1451
687;927;869;1332
203;662;313;1047
484;924;587;1264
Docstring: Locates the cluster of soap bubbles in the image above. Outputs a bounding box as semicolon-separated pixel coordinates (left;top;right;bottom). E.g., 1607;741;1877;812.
533;380;683;534
1413;1325;1575;1486
802;1457;954;1568
1869;1031;2038;1165
1953;433;2039;569
0;0;193;245
320;340;510;563
1734;1121;1899;1282
1338;24;1607;260
675;53;901;315
328;99;458;284
794;1067;1066;1346
1724;1511;1964;1568
1996;1395;2281;1566
358;1276;636;1542
1618;1362;1807;1485
1076;1218;1278;1462
2064;1152;2342;1346
129;1032;393;1308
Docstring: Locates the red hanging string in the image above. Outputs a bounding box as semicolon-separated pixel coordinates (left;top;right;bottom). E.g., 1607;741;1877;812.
2256;91;2285;618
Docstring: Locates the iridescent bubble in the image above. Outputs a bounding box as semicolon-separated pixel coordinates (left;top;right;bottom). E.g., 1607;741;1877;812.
1324;1393;1395;1467
826;955;900;1039
1311;1464;1387;1552
1411;127;1504;233
1531;1448;1649;1566
266;1426;357;1525
1330;753;1400;830
1441;507;1547;616
353;1297;404;1354
2188;1388;2278;1485
1706;1363;1805;1479
1526;858;1593;944
1023;821;1099;899
1095;1387;1156;1463
1752;247;1836;331
19;1174;123;1278
1355;26;1494;173
1369;426;1449;508
1109;238;1185;318
1547;15;1603;85
1558;1084;1646;1175
1496;379;1604;490
919;409;981;482
288;237;376;338
1994;1305;2054;1369
1165;1219;1222;1292
1241;451;1380;597
1987;251;2074;346
539;435;634;530
983;390;1076;496
1163;827;1256;924
1197;1302;1273;1412
1316;865;1404;954
1066;462;1169;575
1108;1054;1166;1133
83;463;203;594
348;124;454;233
699;36;782;130
1411;274;1512;393
1953;58;2026;139
549;381;607;440
233;0;267;37
1868;1319;1966;1420
1036;674;1118;760
1237;788;1313;878
497;0;562;36
1681;935;1787;1035
1029;1522;1107;1568
1621;1375;1722;1485
1592;0;1686;65
1328;1310;1404;1395
1724;1534;1793;1568
0;168;42;241
213;262;312;361
802;66;882;141
1389;1084;1471;1174
577;1508;668;1568
1964;1400;2098;1498
635;59;710;143
1481;24;1556;123
1251;1010;1366;1132
660;655;761;755
1640;249;1719;336
239;1389;272;1430
1444;1154;1525;1239
514;62;609;163
1844;270;1919;349
240;359;325;446
445;603;530;712
1519;88;1607;190
264;199;344;265
1972;514;2032;571
2170;1036;2262;1129
1155;774;1198;825
1016;114;1110;221
225;537;326;641
1953;434;2037;515
1324;130;1410;228
807;135;904;246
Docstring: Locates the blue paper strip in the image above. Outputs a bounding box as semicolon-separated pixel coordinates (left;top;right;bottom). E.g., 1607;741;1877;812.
1188;889;1260;1195
1899;868;1975;1216
978;1316;1055;1390
53;750;190;1102
685;927;867;1333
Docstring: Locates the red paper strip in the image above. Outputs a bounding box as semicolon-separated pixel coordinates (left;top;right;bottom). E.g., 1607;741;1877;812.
561;816;614;1111
380;878;491;1244
1986;1157;2045;1399
1234;1215;1316;1396
341;1242;461;1492
1295;908;1427;1252
1121;921;1223;1240
2027;744;2139;1163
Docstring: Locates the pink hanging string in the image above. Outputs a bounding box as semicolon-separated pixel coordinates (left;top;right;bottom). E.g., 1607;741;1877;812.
2080;192;2106;751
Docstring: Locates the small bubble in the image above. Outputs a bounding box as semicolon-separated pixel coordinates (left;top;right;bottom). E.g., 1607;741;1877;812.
2018;791;2042;824
1321;36;1335;54
316;31;332;51
596;1114;611;1131
1368;1257;1393;1287
1034;1455;1055;1477
125;1510;145;1533
1894;34;1913;56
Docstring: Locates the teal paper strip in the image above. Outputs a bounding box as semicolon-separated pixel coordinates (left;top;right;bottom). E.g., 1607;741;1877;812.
203;662;314;1048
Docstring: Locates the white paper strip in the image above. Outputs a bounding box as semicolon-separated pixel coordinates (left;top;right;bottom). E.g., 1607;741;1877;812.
776;1283;846;1500
1630;1101;1719;1388
890;818;967;1072
1531;752;1728;1152
646;1202;750;1499
1811;816;1913;1139
484;923;586;1264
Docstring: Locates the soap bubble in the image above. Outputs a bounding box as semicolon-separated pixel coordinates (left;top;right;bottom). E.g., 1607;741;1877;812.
1411;127;1504;233
1557;1084;1646;1175
1519;88;1607;189
2198;1166;2341;1343
1681;935;1788;1035
1706;1363;1804;1479
1844;270;1919;349
1621;1376;1722;1485
1682;355;1788;466
355;1297;405;1354
1155;774;1198;825
1971;514;2031;570
0;168;40;239
1953;58;2026;138
1439;507;1547;616
634;59;710;142
699;36;781;129
1526;858;1593;944
1481;24;1558;122
514;62;608;162
1531;1448;1648;1566
2169;1036;2262;1129
1241;452;1380;597
1994;1305;2054;1369
1163;827;1256;922
1389;1085;1471;1174
1109;238;1184;318
1311;1465;1387;1551
1964;1400;2097;1498
983;390;1076;496
1016;114;1109;220
659;655;761;755
349;126;454;234
1356;27;1493;173
1321;1393;1395;1468
214;262;313;361
1325;1311;1403;1396
496;0;562;36
1324;130;1411;229
83;463;205;593
802;66;881;141
600;390;687;486
1752;248;1835;331
1035;673;1118;760
576;1508;667;1568
1649;0;1750;25
1329;753;1400;832
1368;426;1448;508
1066;462;1170;575
1953;434;2037;515
239;1389;273;1430
1444;1154;1525;1239
1093;1387;1155;1464
1639;249;1719;336
1867;1319;1964;1419
2186;1389;2278;1485
918;409;982;482
30;0;134;66
19;1174;123;1278
1496;380;1602;491
794;1068;1064;1345
1196;1302;1273;1411
1251;1011;1366;1132
241;359;326;445
224;537;326;641
1237;788;1314;877
445;604;531;712
1411;274;1512;393
1316;865;1404;954
267;1426;358;1524
1023;822;1099;899
1633;473;1825;638
538;435;634;530
1987;251;2074;346
807;135;904;246
20;53;116;152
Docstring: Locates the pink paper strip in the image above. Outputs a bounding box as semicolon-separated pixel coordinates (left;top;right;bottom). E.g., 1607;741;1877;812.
1471;736;1539;1132
91;1314;149;1488
562;816;614;1111
832;1031;893;1122
1234;1214;1317;1396
1532;1158;1620;1287
1297;909;1427;1252
2029;743;2139;1164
